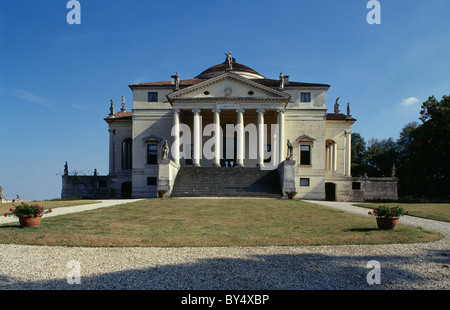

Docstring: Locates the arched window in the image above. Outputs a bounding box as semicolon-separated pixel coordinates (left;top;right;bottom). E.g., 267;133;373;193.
326;140;337;171
122;138;132;170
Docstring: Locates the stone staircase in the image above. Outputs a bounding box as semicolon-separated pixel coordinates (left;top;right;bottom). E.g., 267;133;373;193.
170;166;282;198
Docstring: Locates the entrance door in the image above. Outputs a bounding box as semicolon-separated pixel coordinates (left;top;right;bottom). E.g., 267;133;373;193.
325;182;336;201
222;137;237;167
121;182;132;199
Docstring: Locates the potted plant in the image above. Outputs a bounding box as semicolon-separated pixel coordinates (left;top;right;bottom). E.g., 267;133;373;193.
3;202;52;228
368;205;408;230
157;189;168;198
285;190;297;199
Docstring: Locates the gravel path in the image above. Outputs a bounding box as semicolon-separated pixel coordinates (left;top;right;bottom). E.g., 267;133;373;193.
0;199;449;290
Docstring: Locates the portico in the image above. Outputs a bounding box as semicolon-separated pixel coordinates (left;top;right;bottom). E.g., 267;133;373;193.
170;106;286;168
166;71;290;169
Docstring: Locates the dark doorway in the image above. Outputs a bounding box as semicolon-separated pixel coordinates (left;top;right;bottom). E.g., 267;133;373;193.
325;182;336;201
121;182;132;199
222;137;237;167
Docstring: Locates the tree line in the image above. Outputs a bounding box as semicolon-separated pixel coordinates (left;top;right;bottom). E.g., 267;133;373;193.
351;94;449;201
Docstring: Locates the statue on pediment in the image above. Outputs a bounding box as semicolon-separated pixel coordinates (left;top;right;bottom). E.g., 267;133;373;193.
225;51;233;70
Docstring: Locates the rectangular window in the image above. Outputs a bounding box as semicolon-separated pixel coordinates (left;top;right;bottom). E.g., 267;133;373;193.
300;92;311;103
352;182;361;190
147;177;157;186
148;92;158;102
300;178;310;187
300;145;311;165
147;144;158;164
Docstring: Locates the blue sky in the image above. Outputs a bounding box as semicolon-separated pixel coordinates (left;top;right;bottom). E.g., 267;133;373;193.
0;0;449;200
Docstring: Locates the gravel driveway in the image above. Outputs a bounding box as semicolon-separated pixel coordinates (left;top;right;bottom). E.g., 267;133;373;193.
0;199;449;290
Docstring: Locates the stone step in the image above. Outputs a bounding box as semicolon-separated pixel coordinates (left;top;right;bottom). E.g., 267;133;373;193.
171;167;282;198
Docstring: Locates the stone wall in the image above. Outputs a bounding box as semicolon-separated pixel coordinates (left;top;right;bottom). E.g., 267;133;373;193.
350;177;398;201
61;175;112;199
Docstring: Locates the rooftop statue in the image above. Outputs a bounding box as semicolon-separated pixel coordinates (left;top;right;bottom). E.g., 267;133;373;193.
121;96;126;112
225;51;233;70
279;73;284;89
334;97;341;114
109;99;115;116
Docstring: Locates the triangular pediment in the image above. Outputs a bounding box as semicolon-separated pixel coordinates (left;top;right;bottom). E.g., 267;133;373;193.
167;72;290;103
296;135;316;143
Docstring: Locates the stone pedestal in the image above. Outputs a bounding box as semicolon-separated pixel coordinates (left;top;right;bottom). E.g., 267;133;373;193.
277;160;296;198
158;159;180;197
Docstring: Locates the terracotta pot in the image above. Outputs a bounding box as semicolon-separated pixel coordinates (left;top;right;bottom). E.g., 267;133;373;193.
376;217;399;230
287;194;295;199
158;193;166;198
18;215;42;228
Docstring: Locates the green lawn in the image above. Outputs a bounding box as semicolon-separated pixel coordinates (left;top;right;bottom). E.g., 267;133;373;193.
0;199;442;247
354;202;450;223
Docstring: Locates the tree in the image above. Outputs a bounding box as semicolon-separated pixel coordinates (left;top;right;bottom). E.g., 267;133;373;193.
351;132;368;177
351;94;448;200
395;122;418;197
365;137;398;177
410;95;450;199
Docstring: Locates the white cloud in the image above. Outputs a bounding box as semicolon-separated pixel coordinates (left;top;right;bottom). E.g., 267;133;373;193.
400;96;420;106
12;89;53;108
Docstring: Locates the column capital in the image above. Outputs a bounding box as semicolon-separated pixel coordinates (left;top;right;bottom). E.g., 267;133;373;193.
277;109;286;114
212;108;221;114
173;108;180;114
192;108;201;114
236;109;245;114
256;108;265;114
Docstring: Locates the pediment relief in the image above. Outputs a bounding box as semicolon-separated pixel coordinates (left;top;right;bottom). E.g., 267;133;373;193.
167;73;290;102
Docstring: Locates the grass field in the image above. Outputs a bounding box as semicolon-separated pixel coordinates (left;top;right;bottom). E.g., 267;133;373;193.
354;202;450;223
0;199;443;247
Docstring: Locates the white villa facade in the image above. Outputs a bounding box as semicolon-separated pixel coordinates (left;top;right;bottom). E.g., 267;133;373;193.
61;54;398;201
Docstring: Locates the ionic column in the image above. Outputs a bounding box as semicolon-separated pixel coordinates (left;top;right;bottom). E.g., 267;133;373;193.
278;109;285;165
172;109;180;166
345;131;352;176
236;109;245;167
257;109;265;167
333;142;338;171
326;143;331;171
212;109;221;167
192;109;201;167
